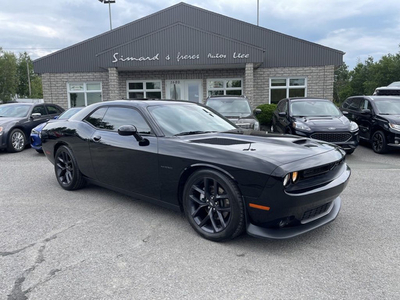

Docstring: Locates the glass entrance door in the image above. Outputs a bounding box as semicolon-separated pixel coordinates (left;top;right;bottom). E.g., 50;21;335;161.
166;80;202;103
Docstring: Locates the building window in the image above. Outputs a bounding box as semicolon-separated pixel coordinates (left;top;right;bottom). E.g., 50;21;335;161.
207;79;243;96
269;78;307;104
68;82;102;107
127;81;162;99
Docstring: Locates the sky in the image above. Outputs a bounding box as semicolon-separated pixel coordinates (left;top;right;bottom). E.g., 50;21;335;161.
1;0;399;69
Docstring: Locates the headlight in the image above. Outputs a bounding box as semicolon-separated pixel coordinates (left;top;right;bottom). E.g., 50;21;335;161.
283;171;300;187
0;127;3;136
254;121;260;131
389;123;400;131
350;121;359;132
293;122;311;131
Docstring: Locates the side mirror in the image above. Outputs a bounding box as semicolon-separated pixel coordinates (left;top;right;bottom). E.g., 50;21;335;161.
118;125;149;146
254;108;262;115
361;109;371;115
31;113;41;119
278;111;287;117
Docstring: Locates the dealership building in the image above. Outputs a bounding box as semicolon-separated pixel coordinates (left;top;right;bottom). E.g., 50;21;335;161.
33;2;344;109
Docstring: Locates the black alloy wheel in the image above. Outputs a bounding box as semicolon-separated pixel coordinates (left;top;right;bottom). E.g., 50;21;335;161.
372;130;388;154
7;129;26;152
183;169;244;241
54;146;86;190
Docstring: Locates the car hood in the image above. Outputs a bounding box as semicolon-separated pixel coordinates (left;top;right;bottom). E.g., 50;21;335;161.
183;131;342;168
379;114;400;124
0;117;23;126
294;115;350;130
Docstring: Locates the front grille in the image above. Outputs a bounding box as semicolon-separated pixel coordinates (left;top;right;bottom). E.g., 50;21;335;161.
302;158;344;179
376;89;400;96
301;202;332;223
237;123;252;129
310;132;352;143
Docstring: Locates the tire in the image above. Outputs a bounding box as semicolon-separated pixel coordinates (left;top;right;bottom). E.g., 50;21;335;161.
54;146;86;190
36;149;44;154
345;149;355;155
371;131;388;154
183;169;244;242
7;129;26;152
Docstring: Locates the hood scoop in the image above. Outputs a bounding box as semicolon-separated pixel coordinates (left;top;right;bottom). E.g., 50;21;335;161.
292;138;318;147
190;138;250;145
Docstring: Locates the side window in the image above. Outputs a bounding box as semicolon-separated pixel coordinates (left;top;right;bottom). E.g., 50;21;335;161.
277;100;287;113
348;98;362;111
46;105;63;115
85;106;151;134
362;100;372;110
101;107;151;134
32;105;47;116
85;107;108;128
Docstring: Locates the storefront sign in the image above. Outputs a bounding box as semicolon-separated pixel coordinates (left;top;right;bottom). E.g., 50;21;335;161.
112;51;250;63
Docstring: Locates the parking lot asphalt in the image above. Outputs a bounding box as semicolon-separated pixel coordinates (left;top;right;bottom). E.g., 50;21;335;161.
1;145;399;300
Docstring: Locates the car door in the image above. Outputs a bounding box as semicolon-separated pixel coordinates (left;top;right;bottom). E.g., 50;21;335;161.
357;98;374;140
28;104;51;130
87;106;160;199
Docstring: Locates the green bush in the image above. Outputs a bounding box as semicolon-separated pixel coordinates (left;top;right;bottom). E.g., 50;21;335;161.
256;103;277;126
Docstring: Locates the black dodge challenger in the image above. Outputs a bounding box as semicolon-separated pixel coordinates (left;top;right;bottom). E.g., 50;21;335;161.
41;100;350;241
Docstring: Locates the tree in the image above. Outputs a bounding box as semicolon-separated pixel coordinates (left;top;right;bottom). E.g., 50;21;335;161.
17;52;43;99
0;48;18;102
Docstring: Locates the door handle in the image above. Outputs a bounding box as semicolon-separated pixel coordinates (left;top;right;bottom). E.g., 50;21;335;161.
93;136;102;142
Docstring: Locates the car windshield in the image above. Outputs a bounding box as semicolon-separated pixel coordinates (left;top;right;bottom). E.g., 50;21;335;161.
206;98;252;117
374;99;400;114
0;104;30;117
148;103;236;136
290;100;342;117
59;107;82;120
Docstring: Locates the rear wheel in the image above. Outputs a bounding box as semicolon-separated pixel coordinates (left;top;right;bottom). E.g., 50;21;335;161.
7;129;26;152
54;146;86;190
183;169;244;242
371;131;388;154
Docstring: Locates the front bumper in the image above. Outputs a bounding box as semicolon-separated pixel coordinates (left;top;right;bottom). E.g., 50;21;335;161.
245;163;350;239
30;133;42;150
247;197;341;239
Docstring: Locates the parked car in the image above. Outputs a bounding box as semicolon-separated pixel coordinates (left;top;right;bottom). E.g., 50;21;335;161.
205;95;261;130
373;82;400;96
30;107;83;153
0;102;64;152
340;96;400;153
41;100;350;242
271;98;359;154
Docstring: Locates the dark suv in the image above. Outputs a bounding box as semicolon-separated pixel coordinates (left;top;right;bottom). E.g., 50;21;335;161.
272;97;359;154
340;96;400;153
205;95;261;130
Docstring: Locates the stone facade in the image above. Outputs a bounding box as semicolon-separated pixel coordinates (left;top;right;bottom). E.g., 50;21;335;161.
41;65;335;110
253;65;335;108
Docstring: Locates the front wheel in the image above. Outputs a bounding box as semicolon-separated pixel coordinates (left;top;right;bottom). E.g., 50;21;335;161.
371;131;388;154
54;146;86;190
7;129;26;152
183;169;244;242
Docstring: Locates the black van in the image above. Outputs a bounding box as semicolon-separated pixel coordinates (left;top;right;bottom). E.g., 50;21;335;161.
340;96;400;153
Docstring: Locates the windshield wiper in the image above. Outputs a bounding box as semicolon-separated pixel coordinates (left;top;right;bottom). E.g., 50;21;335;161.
174;131;216;136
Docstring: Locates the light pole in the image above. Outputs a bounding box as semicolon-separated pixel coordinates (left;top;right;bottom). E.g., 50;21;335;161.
98;0;115;30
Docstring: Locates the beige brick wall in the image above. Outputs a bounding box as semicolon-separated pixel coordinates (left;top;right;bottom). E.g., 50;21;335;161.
41;65;335;109
253;65;335;108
